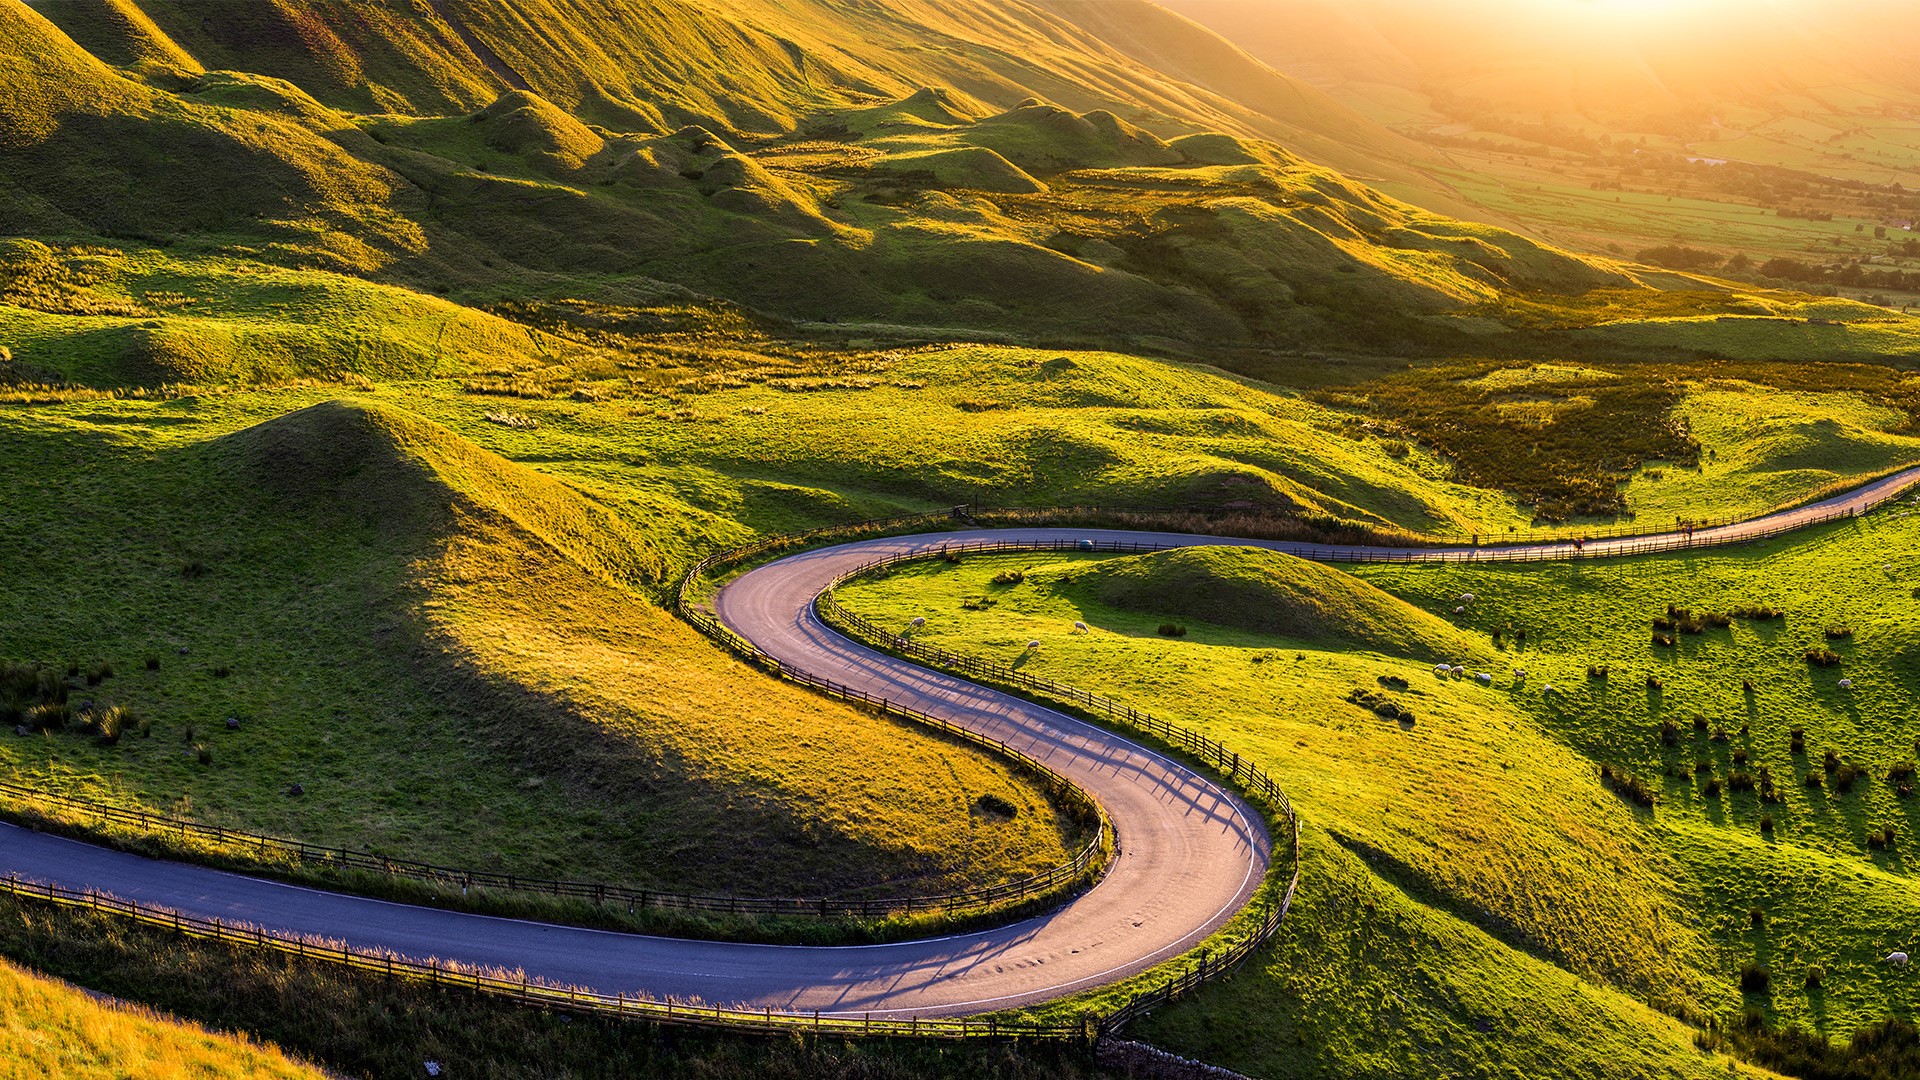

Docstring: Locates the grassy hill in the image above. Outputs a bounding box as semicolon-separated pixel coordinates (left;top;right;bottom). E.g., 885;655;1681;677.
0;391;1079;902
837;506;1920;1073
1066;547;1480;659
0;955;323;1080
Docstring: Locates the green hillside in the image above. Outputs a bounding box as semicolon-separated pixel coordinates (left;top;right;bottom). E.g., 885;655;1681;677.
0;392;1078;902
14;0;1920;364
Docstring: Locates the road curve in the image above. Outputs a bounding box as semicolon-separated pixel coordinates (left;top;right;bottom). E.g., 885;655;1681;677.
0;464;1914;1017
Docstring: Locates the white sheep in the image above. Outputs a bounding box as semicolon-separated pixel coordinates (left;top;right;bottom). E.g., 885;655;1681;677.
1475;672;1493;685
1453;605;1466;614
1887;951;1910;966
910;617;926;628
1839;678;1854;690
1451;665;1467;677
1434;664;1451;677
1026;640;1041;651
1513;668;1528;680
1458;593;1476;603
1542;683;1555;694
1073;621;1088;633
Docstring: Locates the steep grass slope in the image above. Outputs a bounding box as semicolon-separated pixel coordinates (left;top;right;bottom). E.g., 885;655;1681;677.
0;955;323;1080
0;393;1076;897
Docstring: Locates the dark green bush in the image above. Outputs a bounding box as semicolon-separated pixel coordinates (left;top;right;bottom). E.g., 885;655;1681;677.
1156;623;1187;638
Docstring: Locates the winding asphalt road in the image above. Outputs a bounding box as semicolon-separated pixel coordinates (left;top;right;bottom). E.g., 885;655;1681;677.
1;465;1915;1016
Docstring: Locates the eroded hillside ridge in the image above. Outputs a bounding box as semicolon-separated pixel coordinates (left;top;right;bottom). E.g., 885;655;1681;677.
2;0;1655;356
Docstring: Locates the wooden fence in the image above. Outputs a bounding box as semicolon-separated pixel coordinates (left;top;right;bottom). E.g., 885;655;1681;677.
0;874;1088;1041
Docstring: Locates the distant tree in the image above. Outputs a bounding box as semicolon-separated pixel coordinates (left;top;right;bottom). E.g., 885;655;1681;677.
1876;225;1888;238
1635;245;1723;271
1724;252;1753;273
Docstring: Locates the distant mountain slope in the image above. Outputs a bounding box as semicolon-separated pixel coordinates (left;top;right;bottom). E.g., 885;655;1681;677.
23;0;1452;186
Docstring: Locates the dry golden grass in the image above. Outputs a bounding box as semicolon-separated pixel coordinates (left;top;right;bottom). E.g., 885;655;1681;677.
0;955;322;1079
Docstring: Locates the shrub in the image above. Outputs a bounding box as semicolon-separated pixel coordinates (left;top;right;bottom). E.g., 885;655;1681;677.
1704;778;1723;798
194;743;212;765
1346;687;1414;725
1704;612;1732;629
1823;748;1841;773
989;569;1025;585
1834;764;1866;794
1732;749;1749;767
1653;633;1676;647
1803;965;1824;989
1376;675;1410;691
1603;766;1656;808
1694;758;1714;775
1804;772;1824;789
1739;963;1770;993
22;701;67;731
1729;771;1756;793
939;548;961;564
973;792;1017;819
91;704;128;746
1646;674;1665;689
1659;719;1680;747
1587;665;1609;679
212;665;232;679
1805;647;1841;667
1157;623;1187;638
85;662;112;687
1890;761;1917;783
180;560;207;579
1711;727;1728;743
1760;813;1775;832
1652;617;1675;631
1732;604;1784;620
144;656;159;671
1758;768;1780;802
1789;728;1806;754
1693;715;1709;732
1749;907;1765;928
1824;626;1854;640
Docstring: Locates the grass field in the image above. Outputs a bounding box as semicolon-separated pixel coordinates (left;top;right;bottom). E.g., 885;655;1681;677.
834;508;1920;1076
0;954;322;1080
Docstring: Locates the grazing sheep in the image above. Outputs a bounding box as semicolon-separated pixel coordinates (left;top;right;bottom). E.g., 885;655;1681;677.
1451;665;1467;677
1073;621;1088;633
1839;678;1854;690
910;617;926;628
1513;668;1527;680
1887;951;1910;966
1459;593;1476;603
1475;672;1493;685
1434;664;1452;677
1542;683;1555;694
1453;605;1466;614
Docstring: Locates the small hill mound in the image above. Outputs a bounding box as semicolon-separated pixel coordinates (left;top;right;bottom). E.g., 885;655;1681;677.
614;125;835;234
1072;546;1478;659
863;146;1048;194
472;89;604;172
221;398;668;585
825;86;984;135
1171;131;1275;166
23;0;200;78
960;100;1181;173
